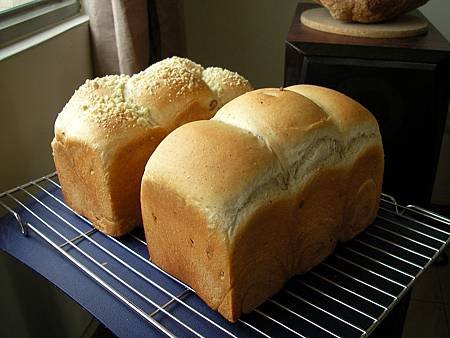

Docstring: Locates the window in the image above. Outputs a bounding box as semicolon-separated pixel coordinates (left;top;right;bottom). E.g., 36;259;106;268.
0;0;38;13
0;0;80;47
0;1;39;14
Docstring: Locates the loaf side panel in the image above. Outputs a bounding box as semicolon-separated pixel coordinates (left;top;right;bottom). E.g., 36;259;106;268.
51;136;114;232
141;179;232;314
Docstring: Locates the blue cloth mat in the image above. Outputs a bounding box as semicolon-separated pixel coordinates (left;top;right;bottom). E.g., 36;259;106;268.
0;184;260;338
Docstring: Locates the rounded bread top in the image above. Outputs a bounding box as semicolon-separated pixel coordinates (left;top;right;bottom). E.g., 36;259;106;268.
125;56;216;131
286;85;379;135
54;75;158;148
55;57;253;147
145;119;278;231
202;67;253;109
213;88;339;169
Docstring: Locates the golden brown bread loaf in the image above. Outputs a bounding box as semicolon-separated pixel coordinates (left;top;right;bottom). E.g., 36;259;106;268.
141;85;384;321
51;57;251;236
315;0;429;23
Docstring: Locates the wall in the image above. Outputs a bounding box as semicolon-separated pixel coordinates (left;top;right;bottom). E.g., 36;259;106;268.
182;0;303;88
420;0;450;205
0;17;94;338
0;18;92;192
420;0;450;40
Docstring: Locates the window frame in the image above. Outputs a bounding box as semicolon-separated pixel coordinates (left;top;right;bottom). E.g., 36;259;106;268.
0;0;80;48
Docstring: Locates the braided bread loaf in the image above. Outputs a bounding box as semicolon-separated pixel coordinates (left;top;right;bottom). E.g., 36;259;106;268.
51;57;251;236
141;85;384;321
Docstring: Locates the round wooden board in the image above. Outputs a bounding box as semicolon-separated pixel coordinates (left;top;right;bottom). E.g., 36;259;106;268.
301;8;428;38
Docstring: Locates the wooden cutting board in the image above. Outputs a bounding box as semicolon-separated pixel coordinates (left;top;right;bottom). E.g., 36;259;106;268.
301;8;428;38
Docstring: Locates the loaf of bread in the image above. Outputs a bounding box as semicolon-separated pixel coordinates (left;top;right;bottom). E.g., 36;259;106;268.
315;0;428;23
141;85;384;321
51;57;251;236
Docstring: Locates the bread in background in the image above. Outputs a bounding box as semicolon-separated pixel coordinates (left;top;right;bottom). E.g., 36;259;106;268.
202;67;253;111
314;0;429;23
51;74;165;236
141;85;384;321
51;57;251;237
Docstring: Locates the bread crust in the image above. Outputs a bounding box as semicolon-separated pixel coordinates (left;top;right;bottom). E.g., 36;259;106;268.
52;126;165;236
142;180;231;311
142;145;383;321
142;85;384;321
143;119;278;228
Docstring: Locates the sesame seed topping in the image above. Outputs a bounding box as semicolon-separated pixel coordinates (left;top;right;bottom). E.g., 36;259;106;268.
62;74;156;129
202;67;252;107
203;67;250;91
128;56;205;99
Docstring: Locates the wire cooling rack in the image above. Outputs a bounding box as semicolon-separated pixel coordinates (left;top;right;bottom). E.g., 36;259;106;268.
0;172;449;337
